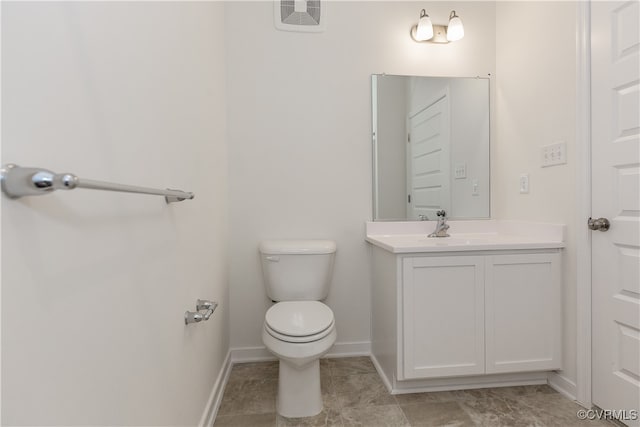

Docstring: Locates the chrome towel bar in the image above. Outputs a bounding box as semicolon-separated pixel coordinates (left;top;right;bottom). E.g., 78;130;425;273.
0;164;194;203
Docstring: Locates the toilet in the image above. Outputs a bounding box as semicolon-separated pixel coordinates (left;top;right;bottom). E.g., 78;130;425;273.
259;239;337;418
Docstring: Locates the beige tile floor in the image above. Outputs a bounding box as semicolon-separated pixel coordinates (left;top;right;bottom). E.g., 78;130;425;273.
213;357;614;427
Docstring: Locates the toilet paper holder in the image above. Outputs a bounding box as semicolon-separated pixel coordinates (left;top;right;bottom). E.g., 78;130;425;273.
185;299;218;325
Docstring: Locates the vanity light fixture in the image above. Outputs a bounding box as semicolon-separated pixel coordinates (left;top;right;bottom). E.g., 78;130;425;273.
410;8;464;44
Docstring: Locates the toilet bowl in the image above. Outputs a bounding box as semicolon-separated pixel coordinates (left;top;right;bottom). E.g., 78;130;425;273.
259;240;337;418
262;301;336;418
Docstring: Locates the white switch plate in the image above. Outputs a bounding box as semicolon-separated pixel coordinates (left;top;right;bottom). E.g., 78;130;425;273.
519;174;529;194
472;179;479;196
541;141;567;167
454;163;467;179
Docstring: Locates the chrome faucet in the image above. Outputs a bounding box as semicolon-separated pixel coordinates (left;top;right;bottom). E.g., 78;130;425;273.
428;210;450;237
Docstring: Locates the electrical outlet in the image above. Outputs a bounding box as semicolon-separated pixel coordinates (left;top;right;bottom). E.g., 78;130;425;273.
519;174;529;194
541;141;567;167
472;179;479;196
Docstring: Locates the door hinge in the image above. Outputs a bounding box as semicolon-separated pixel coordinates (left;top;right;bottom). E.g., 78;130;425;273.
408;194;411;203
408;134;411;143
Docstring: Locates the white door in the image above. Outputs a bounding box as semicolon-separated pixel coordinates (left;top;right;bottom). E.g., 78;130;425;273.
591;1;640;424
407;90;450;220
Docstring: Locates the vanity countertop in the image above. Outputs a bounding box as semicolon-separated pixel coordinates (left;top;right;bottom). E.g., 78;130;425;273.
365;220;565;253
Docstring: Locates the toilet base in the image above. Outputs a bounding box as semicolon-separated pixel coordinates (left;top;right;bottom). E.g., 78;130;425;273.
277;359;322;418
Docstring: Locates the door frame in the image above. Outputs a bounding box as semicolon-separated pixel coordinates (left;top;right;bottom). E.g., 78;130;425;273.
575;0;592;409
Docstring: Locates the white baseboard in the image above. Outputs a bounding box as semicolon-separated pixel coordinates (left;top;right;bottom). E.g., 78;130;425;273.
230;346;276;363
548;372;578;402
230;341;372;364
326;341;371;358
199;350;232;427
370;353;393;393
372;352;552;395
389;372;548;394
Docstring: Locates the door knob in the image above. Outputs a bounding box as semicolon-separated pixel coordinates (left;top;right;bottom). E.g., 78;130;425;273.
588;217;610;231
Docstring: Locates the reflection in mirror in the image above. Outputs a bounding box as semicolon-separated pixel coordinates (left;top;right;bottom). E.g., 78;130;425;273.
372;74;490;220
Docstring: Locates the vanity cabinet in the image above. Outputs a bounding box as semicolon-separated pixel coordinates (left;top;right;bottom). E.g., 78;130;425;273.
398;251;561;381
367;220;565;393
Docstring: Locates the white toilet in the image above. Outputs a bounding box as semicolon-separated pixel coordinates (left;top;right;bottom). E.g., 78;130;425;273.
259;239;337;418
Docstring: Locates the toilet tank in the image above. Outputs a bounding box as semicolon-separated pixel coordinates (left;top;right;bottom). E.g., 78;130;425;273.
259;240;336;302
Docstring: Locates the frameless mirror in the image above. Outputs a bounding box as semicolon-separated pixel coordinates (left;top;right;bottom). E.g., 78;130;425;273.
372;74;490;220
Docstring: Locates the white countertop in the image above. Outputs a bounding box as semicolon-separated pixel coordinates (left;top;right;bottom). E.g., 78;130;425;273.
365;220;565;253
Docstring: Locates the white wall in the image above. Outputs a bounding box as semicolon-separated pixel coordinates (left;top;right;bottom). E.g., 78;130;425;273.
494;1;578;389
226;1;496;351
1;2;228;425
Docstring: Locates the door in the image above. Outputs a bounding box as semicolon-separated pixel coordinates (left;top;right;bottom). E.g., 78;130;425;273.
485;253;562;374
591;1;640;424
407;90;450;220
401;256;484;379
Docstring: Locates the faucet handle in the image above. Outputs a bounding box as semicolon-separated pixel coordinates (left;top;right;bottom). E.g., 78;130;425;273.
436;210;446;218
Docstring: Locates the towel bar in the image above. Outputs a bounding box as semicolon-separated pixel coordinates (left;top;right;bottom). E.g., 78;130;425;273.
0;164;194;203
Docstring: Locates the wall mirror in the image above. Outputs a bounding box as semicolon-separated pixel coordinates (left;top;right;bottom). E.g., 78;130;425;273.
372;74;490;220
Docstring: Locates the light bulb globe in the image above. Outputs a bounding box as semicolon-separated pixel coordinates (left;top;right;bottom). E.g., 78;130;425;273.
446;12;464;42
415;10;433;41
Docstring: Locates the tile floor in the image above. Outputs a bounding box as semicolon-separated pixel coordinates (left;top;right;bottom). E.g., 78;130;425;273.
213;357;613;427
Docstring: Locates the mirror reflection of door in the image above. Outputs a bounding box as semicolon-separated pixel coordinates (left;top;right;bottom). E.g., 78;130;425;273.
407;89;450;220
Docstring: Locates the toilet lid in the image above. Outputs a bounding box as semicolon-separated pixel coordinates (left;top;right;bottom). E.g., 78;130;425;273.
265;301;334;337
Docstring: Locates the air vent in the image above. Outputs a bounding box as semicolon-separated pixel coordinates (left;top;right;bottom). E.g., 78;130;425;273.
274;0;326;32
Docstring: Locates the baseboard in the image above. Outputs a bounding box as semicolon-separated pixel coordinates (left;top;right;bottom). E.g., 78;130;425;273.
230;346;275;363
326;341;371;358
199;350;232;427
548;372;578;402
370;353;393;393
371;353;552;395
390;372;549;394
230;341;372;364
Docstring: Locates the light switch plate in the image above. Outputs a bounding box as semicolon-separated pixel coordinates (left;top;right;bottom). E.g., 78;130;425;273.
454;163;467;179
519;174;529;194
541;141;567;167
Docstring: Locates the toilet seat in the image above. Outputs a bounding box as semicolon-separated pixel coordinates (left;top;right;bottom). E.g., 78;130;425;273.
265;319;335;343
265;301;334;343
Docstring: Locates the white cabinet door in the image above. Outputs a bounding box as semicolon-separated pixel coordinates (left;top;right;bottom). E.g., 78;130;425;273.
401;256;485;379
485;253;562;374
